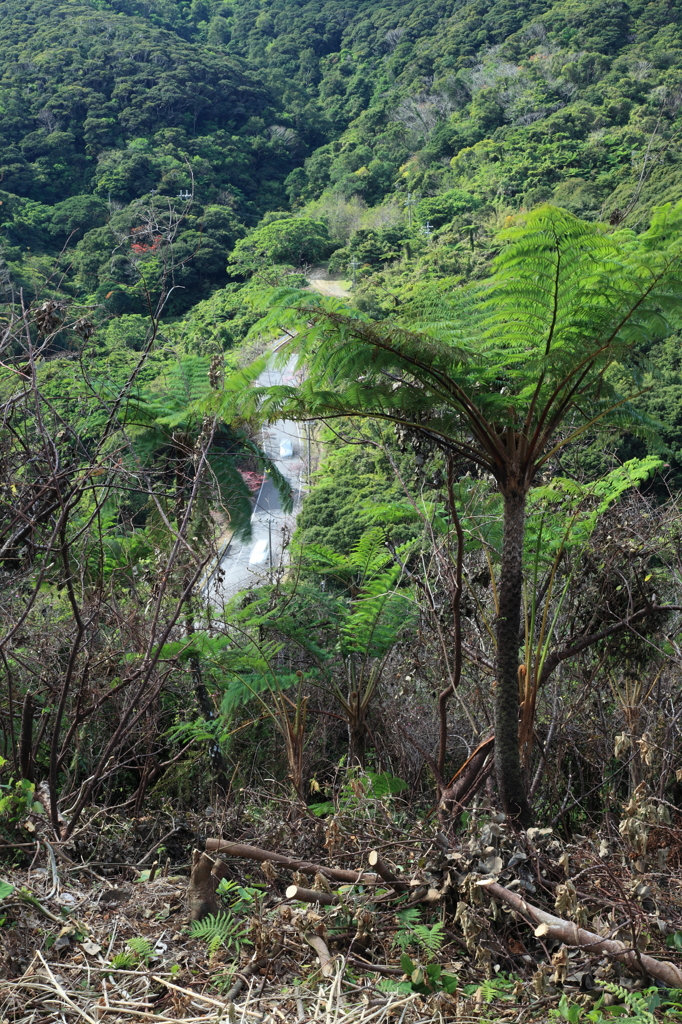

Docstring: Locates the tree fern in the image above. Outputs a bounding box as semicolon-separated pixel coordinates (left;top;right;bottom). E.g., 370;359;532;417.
242;202;682;822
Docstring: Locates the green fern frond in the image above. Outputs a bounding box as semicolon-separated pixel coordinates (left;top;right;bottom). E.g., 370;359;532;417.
126;936;154;957
601;982;658;1023
110;951;135;968
189;911;246;952
397;908;421;928
414;922;445;958
340;559;414;658
207;450;256;540
393;907;422;951
112;937;154;966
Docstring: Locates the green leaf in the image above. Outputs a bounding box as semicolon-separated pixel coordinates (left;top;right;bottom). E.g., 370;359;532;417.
0;880;15;900
366;771;408;797
558;994;581;1023
308;800;335;816
400;953;415;975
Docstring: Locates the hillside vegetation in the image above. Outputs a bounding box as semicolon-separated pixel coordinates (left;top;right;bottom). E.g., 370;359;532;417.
3;0;682;304
4;0;682;1018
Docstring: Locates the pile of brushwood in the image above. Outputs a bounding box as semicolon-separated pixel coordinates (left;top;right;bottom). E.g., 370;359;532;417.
3;779;682;1023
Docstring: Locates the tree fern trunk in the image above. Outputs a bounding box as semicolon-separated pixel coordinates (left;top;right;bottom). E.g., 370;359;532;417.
495;488;532;826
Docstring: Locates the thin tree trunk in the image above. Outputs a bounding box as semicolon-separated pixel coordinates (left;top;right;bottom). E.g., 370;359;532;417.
436;457;464;784
189;650;230;798
20;693;34;782
184;583;230;799
495;488;532;825
347;690;366;767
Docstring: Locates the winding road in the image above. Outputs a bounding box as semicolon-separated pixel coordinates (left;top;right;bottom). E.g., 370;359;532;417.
206;272;349;602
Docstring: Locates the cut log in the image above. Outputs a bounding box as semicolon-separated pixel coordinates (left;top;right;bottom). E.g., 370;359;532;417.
479;879;682;989
367;851;409;893
286;884;338;906
206;839;379;884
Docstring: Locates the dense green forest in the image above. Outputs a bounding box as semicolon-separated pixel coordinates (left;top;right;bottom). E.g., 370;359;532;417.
4;0;682;1018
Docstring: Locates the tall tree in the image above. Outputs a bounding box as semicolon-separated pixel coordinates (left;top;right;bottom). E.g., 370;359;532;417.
235;204;682;824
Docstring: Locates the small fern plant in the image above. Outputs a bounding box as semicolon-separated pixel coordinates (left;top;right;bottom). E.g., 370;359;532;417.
414;922;446;960
189;911;247;960
110;936;154;968
600;983;659;1023
550;982;662;1023
393;907;445;961
393;907;421;952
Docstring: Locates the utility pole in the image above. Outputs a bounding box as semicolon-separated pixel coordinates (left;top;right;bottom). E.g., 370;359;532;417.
349;256;359;289
177;190;191;200
268;519;273;569
404;191;417;227
422;221;433;243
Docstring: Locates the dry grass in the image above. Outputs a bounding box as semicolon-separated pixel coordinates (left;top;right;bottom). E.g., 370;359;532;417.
3;795;682;1023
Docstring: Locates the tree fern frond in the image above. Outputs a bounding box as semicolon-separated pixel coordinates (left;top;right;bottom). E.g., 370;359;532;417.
207;451;256;540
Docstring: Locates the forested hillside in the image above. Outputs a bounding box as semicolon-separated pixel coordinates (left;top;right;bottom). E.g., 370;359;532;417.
5;0;682;306
4;0;682;1019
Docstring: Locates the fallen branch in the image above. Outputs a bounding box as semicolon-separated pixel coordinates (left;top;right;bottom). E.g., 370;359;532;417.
367;851;409;893
206;839;379;884
286;884;338;906
347;956;404;977
304;933;334;977
150;976;234;1011
223;943;283;1002
5;889;89;934
479;879;682;989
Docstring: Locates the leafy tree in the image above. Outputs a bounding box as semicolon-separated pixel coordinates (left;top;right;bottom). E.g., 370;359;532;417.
244;203;682;823
415;189;481;229
227;216;334;276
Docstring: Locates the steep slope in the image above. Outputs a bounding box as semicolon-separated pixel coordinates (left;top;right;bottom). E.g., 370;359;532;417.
278;0;682;225
0;0;274;205
1;0;682;317
0;0;302;310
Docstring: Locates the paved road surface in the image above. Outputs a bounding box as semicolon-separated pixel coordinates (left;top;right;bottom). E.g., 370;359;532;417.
308;268;351;299
206;354;305;601
206;274;350;603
